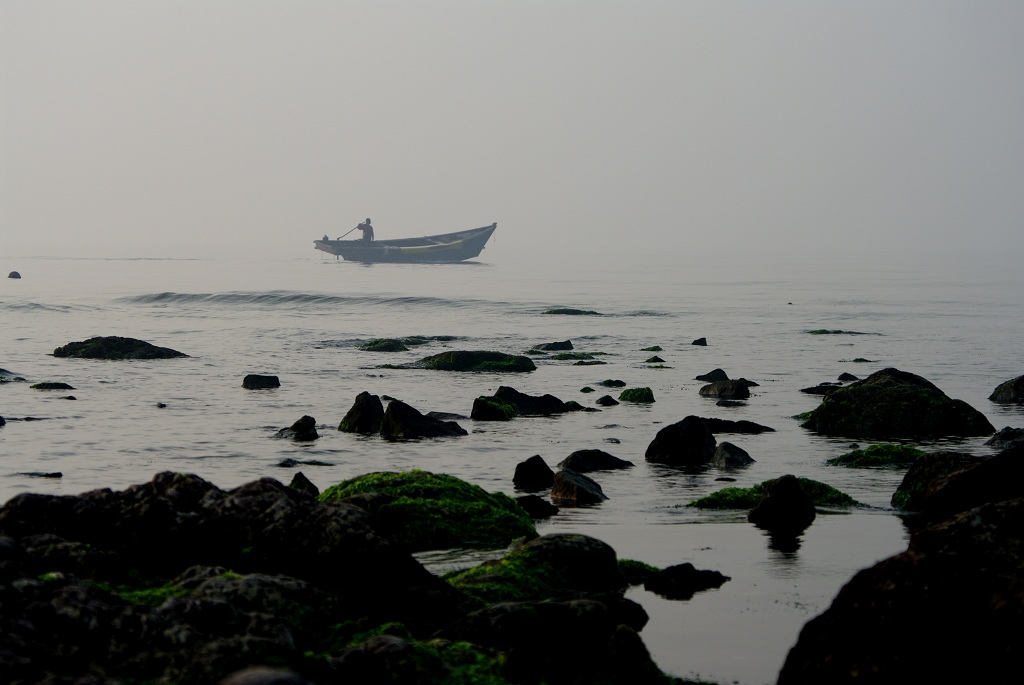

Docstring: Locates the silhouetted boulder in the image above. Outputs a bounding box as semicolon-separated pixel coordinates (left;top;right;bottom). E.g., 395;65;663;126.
275;415;319;441
691;337;707;346
711;442;754;468
288;472;319;497
379;400;467;439
618;387;655;403
596;394;620;406
8;271;21;279
338;391;385;433
837;372;859;381
747;474;816;535
493;385;568;415
599;379;626;388
716;399;745;407
985;426;1024;450
31;382;75;390
890;451;977;511
360;338;409;352
700;417;775;434
557;449;634;472
643;563;731;600
645;416;717;466
699;380;750;399
800;383;841;396
470;396;518;421
515;495;559;519
800;367;995;439
913;443;1024;529
419;350;535;372
551;470;608;505
243;374;280;389
533;340;573;351
695;368;729;382
513;455;555;491
989;374;1024;403
53;336;188;360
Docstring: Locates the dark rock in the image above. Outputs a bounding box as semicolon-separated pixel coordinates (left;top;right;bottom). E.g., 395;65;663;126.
360;338;409;352
691;337;707;346
418;350;536;372
288;472;319;497
513;455;555;491
30;382;75;390
914;443;1024;528
695;368;729;382
379;400;467;439
15;471;63;478
989;374;1024;403
62;395;76;400
243;374;280;390
737;378;759;387
800;383;841;396
596;394;619;406
580;386;595;393
618;387;655;403
837;372;859;381
218;666;311;685
644;416;717;466
470;395;518;420
800;367;995;439
644;356;664;364
716;399;746;407
0;415;5;427
700;417;775;434
156;402;167;408
747;474;816;535
699;380;750;399
493;385;569;415
425;411;467;421
275;415;319;441
551;470;608;505
574;359;607;366
891;450;978;511
598;379;626;388
985;426;1024;450
643;562;731;600
557;449;634;472
8;271;21;279
533;340;573;351
778;496;1024;685
338;391;385;433
604;437;620;444
515;494;559;519
711;442;755;468
277;458;332;468
53;336;188;360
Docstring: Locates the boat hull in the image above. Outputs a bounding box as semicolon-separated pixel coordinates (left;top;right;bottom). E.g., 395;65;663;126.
314;223;496;263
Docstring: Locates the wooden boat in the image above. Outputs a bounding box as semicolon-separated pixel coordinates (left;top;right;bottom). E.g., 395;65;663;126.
314;223;497;263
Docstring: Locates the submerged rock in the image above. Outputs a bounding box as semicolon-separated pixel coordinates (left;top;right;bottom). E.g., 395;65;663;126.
557;449;634;472
645;416;716;467
471;395;518;421
710;442;754;468
243;374;280;389
274;415;319;441
360;338;409;352
53;336;188;360
643;563;730;600
989;374;1024;403
596;394;620;406
618;387;655;403
695;368;729;383
747;474;817;535
801;367;995;439
515;494;559;519
533;340;573;351
551;470;608;505
492;385;569;415
826;443;925;468
380;400;468;439
691;337;708;346
698;380;750;400
599;379;627;388
700;417;775;434
30;381;75;390
418;350;536;372
513;455;555;491
985;426;1024;450
338;391;385;433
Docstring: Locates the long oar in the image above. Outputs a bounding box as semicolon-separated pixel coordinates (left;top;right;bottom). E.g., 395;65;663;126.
337;226;359;239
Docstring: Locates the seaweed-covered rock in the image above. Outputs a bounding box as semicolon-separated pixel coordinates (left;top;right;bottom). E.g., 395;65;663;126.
689;477;858;510
274;415;319;441
618;387;655;403
30;381;75;390
493;386;568;415
338;391;385;433
643;563;731;600
360;338;409;352
890;451;978;511
698;380;750;400
837;372;859;381
557;449;634;473
599;379;626;388
320;469;536;551
801;383;841;396
645;416;716;466
379;400;468;439
513;455;555;491
551;470;608;506
53;336;188;360
826;443;925;468
243;374;280;390
747;474;816;535
418;350;535;372
985;426;1024;450
695;368;729;383
700;417;775;434
800;367;994;439
989;374;1024;403
644;356;664;364
711;442;754;468
913;443;1024;529
533;340;573;351
471;396;519;421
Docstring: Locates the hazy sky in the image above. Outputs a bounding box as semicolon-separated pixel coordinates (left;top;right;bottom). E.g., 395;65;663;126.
3;1;1023;262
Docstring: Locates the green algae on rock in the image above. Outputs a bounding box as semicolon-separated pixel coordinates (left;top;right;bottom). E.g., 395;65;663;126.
360;339;410;352
619;387;655;403
53;336;188;360
826;443;925;468
471;396;519;421
419;350;536;372
320;470;536;552
800;368;994;439
640;346;663;352
689;477;859;509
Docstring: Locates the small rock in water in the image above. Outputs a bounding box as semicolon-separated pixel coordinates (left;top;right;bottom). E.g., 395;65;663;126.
62;396;76;400
515;494;558;519
156;402;167;408
692;337;708;346
8;271;21;279
289;471;320;497
274;415;319;441
243;374;280;390
17;471;63;479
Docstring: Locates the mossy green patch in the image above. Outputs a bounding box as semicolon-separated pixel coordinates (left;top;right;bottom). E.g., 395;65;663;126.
361;339;410;352
826;443;925;467
445;555;565;605
115;581;190;607
619;387;655;403
420;351;536;373
688;477;859;509
542;307;604;316
618;559;660;585
640;346;663;352
473;396;519;420
320;470;536;552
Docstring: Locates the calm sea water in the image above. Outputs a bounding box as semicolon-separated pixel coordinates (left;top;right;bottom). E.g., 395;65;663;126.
2;249;1023;684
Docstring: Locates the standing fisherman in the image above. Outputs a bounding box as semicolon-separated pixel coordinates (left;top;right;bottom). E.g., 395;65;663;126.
356;218;374;242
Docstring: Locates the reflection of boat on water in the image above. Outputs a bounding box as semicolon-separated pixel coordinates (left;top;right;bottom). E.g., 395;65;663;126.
314;223;497;263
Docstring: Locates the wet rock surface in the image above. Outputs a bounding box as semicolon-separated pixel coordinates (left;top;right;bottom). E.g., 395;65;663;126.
53;336;189;360
645;416;717;466
338;391;385;433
